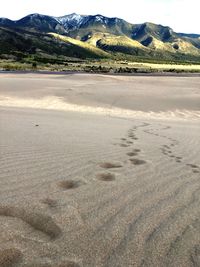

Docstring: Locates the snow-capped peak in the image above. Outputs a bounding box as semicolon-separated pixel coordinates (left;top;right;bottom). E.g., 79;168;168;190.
93;14;109;24
54;13;88;32
55;13;84;26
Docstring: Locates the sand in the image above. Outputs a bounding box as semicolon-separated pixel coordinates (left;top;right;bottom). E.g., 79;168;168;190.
0;73;200;267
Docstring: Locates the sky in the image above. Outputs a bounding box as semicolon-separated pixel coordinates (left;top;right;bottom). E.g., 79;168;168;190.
0;0;199;34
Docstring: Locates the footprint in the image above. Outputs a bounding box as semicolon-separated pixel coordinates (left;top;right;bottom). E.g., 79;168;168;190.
0;248;22;267
133;149;141;152
129;158;146;165
96;173;115;181
120;144;129;147
0;206;61;239
58;180;81;190
187;164;199;169
193;170;200;174
127;152;138;157
126;141;133;144
99;162;122;169
41;198;58;208
128;131;136;138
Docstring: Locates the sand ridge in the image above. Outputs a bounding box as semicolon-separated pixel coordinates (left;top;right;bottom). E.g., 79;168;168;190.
0;95;200;121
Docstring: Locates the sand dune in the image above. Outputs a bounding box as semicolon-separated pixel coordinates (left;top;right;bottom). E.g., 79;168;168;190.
0;73;200;266
0;95;200;121
0;73;200;121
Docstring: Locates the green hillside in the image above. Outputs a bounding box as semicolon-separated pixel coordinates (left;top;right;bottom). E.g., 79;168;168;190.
49;33;109;58
0;13;200;64
0;27;109;61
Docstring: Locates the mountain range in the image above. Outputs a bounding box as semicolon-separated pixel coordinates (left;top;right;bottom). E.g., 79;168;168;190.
0;13;200;62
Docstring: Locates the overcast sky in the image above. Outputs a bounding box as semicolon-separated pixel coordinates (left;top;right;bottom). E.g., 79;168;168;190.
0;0;199;33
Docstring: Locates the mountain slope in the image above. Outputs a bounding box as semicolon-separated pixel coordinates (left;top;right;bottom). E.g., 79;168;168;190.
55;14;200;59
0;13;200;62
0;26;108;60
93;34;148;56
49;32;109;58
62;14;134;39
0;14;68;35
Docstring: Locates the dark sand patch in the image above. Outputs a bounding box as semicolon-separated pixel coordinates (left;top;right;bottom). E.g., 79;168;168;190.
99;162;122;169
129;158;146;165
97;173;116;181
120;144;129;147
0;206;61;239
59;180;80;190
187;164;199;169
133;149;141;152
127;152;138;157
0;248;22;267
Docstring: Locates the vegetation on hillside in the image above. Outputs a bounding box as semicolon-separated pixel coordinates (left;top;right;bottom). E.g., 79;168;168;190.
0;13;200;72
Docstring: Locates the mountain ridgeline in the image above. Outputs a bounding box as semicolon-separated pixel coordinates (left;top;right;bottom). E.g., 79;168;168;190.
0;13;200;62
